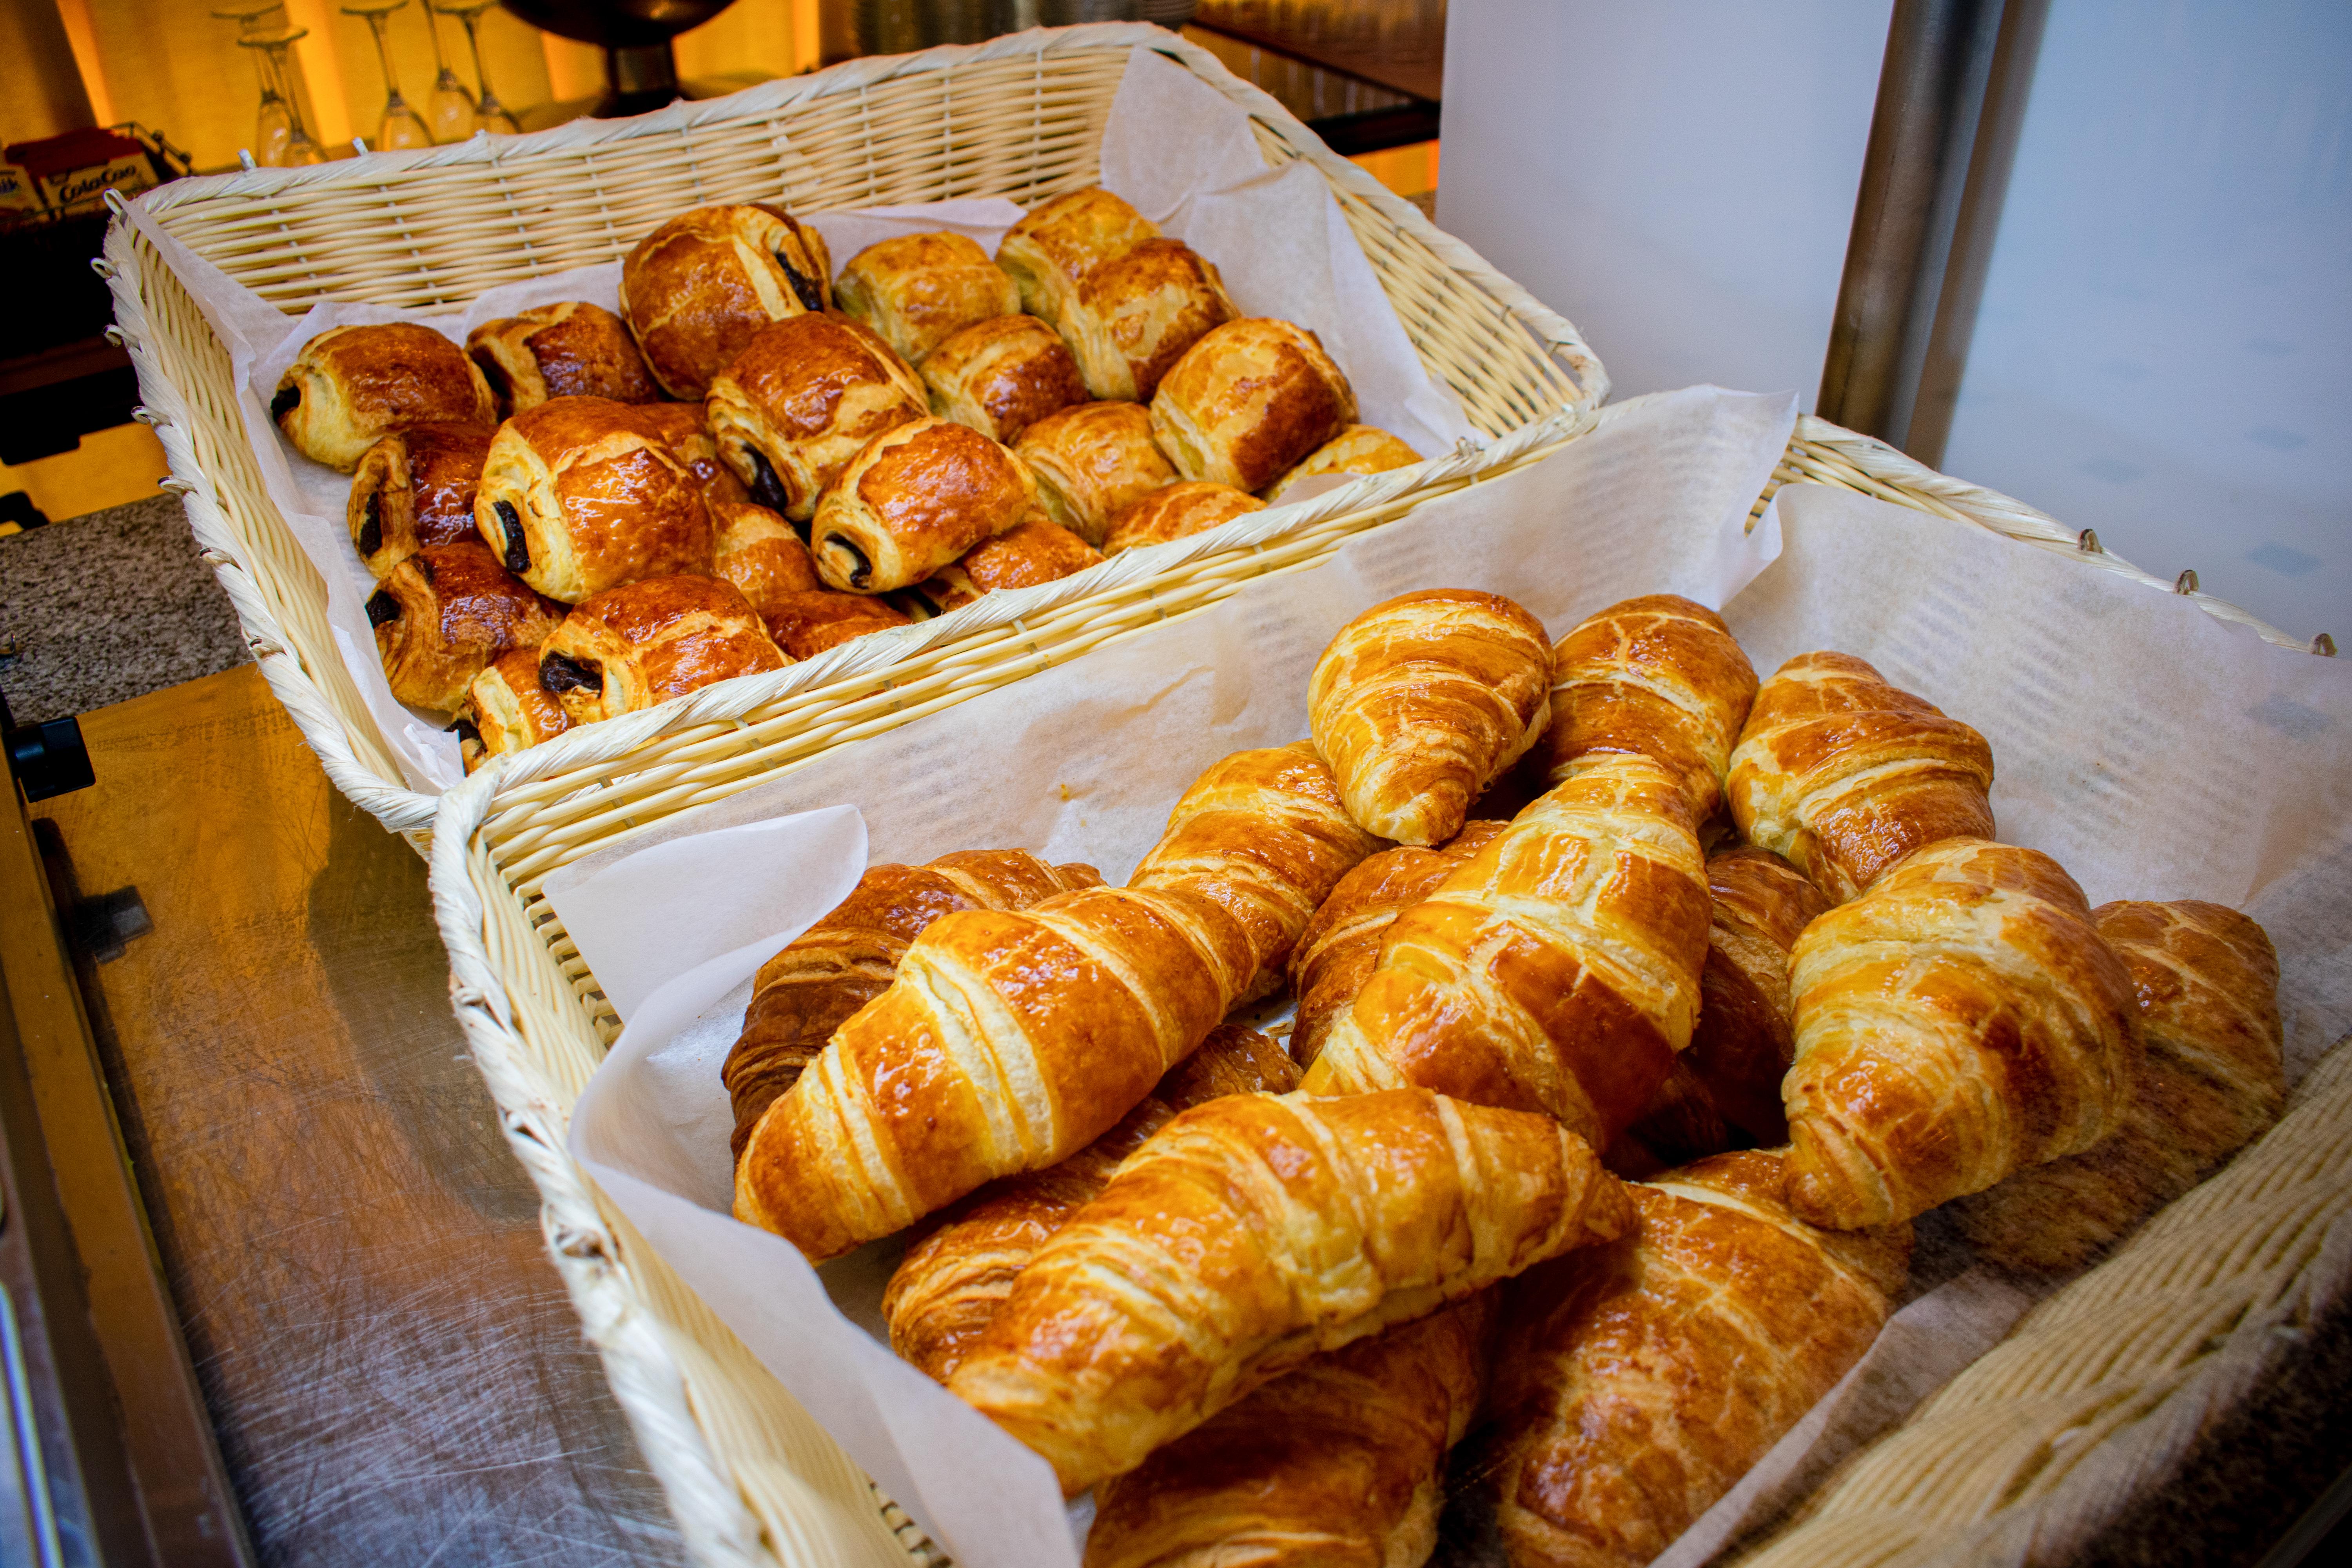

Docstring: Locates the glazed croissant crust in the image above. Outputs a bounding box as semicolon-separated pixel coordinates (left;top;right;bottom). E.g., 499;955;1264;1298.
1014;400;1178;546
1954;898;2282;1270
274;322;496;471
760;590;911;659
367;541;559;718
1262;423;1422;504
472;396;716;603
536;573;788;726
1545;594;1758;828
948;1087;1632;1494
1085;1292;1496;1568
456;646;570;773
1782;837;2141;1229
1729;651;1995;902
348;420;495;578
908;514;1103;615
809;417;1038;593
882;1022;1294;1384
1303;752;1712;1151
724;849;1102;1158
733;741;1377;1261
1100;480;1264;557
1308;588;1555;845
1487;1148;1911;1568
833;231;1023;365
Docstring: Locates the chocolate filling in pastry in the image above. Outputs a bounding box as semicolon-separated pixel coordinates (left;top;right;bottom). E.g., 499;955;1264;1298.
365;590;401;628
495;501;530;573
471;348;511;405
449;716;482;749
271;383;300;421
823;534;872;590
540;652;603;695
357;490;383;557
747;450;791;518
778;251;824;313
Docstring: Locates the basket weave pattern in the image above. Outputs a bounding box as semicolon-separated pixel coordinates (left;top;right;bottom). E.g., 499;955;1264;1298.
101;24;1604;840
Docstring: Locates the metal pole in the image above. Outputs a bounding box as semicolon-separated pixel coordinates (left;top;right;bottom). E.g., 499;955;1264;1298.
1817;0;2008;452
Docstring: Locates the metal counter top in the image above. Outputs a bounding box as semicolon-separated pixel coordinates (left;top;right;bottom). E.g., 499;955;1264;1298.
22;665;683;1564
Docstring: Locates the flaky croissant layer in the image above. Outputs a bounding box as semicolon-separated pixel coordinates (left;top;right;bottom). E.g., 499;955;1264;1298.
948;1087;1632;1496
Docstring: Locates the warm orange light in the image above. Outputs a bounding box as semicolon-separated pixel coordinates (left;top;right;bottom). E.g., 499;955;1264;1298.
51;0;116;127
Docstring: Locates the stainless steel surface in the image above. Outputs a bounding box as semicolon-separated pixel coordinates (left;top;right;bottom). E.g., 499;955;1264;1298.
1817;0;2007;452
28;666;684;1566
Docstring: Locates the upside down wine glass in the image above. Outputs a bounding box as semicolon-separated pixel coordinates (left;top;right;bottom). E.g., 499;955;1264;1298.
345;0;434;150
240;27;327;166
421;2;479;143
436;0;521;135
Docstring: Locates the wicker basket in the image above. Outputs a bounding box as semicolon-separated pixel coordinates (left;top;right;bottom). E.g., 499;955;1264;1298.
428;417;2345;1568
96;22;1604;843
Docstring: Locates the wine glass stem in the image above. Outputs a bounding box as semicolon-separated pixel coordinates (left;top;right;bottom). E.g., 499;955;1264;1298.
461;15;495;104
368;14;401;98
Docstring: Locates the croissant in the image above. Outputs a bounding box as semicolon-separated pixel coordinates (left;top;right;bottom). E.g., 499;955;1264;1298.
882;1022;1296;1383
1262;423;1421;504
1085;1293;1497;1568
1100;480;1265;557
620;203;832;398
1014;400;1178;546
760;590;912;659
1545;595;1758;829
907;514;1103;615
995;187;1159;328
918;313;1089;444
734;741;1379;1261
367;541;560;718
721;849;1104;1159
1487;1149;1911;1568
1286;819;1508;1067
1782;837;2141;1229
1308;588;1555;845
1617;846;1832;1170
1953;898;2282;1270
947;1087;1633;1495
1303;753;1711;1151
348;420;495;578
272;323;496;470
1728;652;1995;902
537;574;789;726
465;300;659;415
833;231;1023;364
455;646;570;773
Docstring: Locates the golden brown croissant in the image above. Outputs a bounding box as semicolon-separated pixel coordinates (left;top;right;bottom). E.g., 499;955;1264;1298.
273;323;497;471
1308;588;1555;845
810;417;1038;593
948;1087;1633;1495
537;574;788;725
1953;898;2281;1270
455;646;570;773
1782;837;2141;1229
1085;1292;1496;1568
760;589;911;659
833;231;1022;364
734;741;1379;1261
1487;1148;1911;1568
348;420;495;577
1060;238;1239;402
472;396;715;603
1728;651;1995;902
1545;595;1758;829
465;300;659;416
919;314;1089;444
705;311;930;523
908;514;1103;615
1262;423;1422;503
1100;480;1264;557
995;187;1159;328
709;501;821;618
1303;753;1711;1151
620;203;832;398
1150;318;1356;494
721;850;1104;1160
882;1023;1295;1383
367;541;560;718
1014;400;1178;546
1286;819;1508;1068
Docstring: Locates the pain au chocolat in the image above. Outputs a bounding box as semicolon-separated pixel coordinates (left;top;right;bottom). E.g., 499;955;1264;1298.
465;301;659;416
348;420;494;578
537;574;789;725
994;186;1159;328
1151;318;1357;494
809;417;1038;593
1014;400;1177;547
620;203;833;398
456;646;570;773
273;323;496;471
367;541;559;718
705;312;929;523
920;314;1089;445
1059;238;1238;402
834;231;1023;365
473;396;716;604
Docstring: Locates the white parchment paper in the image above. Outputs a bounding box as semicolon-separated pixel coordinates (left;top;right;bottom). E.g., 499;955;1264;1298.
125;42;1475;798
542;425;2352;1567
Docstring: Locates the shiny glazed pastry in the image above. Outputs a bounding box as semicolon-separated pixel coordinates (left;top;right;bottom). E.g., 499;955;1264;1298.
1014;400;1178;546
833;232;1023;364
704;312;929;521
366;541;559;718
1286;820;1508;1068
1150;318;1357;493
994;186;1159;327
734;741;1379;1261
1782;837;2141;1229
946;1087;1633;1495
633;401;751;508
1729;651;1996;901
1308;588;1554;845
919;314;1089;443
1955;899;2281;1270
1545;595;1759;828
1058;238;1238;401
709;501;820;616
810;417;1038;593
465;301;659;415
1085;1294;1496;1568
272;322;496;471
535;573;788;726
760;589;911;659
1303;753;1713;1151
472;397;716;603
722;850;1104;1159
1100;480;1263;556
1262;423;1423;503
883;1024;1296;1383
619;203;833;397
455;646;571;773
909;514;1103;615
1487;1149;1911;1568
347;421;494;577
